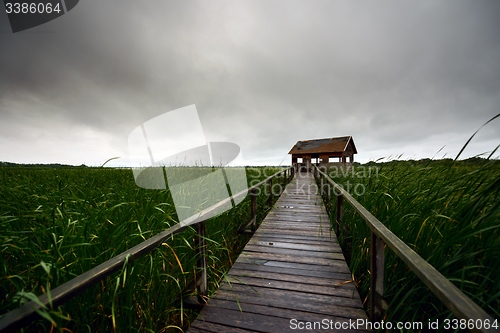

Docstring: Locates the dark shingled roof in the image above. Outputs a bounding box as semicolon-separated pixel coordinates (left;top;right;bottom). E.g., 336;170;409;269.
288;136;357;155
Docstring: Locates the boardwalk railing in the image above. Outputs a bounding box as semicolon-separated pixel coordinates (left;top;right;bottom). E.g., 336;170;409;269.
0;167;294;332
312;165;495;333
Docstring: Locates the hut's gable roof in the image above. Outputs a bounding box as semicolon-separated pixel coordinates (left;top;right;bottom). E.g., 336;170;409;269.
288;136;357;155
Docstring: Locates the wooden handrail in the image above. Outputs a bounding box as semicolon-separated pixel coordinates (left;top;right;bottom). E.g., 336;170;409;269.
0;167;294;332
312;165;495;333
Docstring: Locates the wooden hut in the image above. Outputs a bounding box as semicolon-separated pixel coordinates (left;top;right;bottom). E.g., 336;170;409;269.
288;136;357;171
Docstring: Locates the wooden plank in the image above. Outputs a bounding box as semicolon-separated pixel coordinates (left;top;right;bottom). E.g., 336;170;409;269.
256;223;332;231
247;239;343;252
236;258;352;273
194;306;294;333
243;244;343;259
189;321;256;333
267;209;327;214
230;261;352;280
224;275;358;299
202;299;372;332
228;268;352;288
215;284;363;312
250;234;341;245
188;171;368;332
259;219;331;226
237;250;346;264
255;228;336;238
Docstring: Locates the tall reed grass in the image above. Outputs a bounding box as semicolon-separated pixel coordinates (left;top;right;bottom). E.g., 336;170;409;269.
0;166;285;332
322;158;499;329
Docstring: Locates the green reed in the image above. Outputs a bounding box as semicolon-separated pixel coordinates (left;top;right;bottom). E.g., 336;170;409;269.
321;158;499;329
0;166;286;332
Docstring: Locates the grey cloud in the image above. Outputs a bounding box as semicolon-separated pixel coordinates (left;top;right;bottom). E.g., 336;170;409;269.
0;0;499;165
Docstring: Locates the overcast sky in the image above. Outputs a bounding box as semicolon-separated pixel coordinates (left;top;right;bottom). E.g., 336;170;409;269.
1;0;499;166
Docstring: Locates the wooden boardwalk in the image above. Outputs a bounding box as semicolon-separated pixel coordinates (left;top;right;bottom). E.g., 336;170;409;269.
188;171;370;332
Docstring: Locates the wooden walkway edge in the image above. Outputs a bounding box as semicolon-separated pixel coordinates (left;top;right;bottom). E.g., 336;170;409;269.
188;171;370;332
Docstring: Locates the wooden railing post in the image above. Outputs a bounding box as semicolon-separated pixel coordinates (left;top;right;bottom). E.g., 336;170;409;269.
336;195;342;236
267;178;273;206
250;188;257;232
282;171;286;192
323;176;330;205
369;231;386;322
195;220;208;304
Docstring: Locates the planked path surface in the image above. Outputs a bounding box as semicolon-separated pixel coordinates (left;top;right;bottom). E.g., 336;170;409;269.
188;171;370;332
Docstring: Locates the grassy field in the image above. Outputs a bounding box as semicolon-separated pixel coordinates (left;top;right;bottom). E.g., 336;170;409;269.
320;158;500;328
0;165;287;332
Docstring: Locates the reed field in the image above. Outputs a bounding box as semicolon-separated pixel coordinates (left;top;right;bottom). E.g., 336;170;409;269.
321;158;500;329
0;165;286;332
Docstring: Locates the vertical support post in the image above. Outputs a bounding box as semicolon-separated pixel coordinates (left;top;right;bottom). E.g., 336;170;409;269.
324;178;330;209
250;188;257;232
282;170;286;191
267;178;273;206
319;171;323;197
195;221;207;304
336;194;342;236
369;232;385;322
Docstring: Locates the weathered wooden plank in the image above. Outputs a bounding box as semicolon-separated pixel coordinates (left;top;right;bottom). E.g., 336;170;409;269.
216;284;363;310
224;275;358;299
243;244;342;259
237;250;346;264
266;211;328;217
256;221;329;228
271;208;324;212
230;261;352;280
189;321;256;333
235;258;352;273
255;228;336;238
249;237;338;247
256;224;332;233
248;239;341;250
257;221;331;228
247;239;343;252
193;306;293;333
228;268;352;288
261;218;329;225
250;234;340;245
268;206;326;212
202;299;371;331
269;210;326;215
270;207;325;212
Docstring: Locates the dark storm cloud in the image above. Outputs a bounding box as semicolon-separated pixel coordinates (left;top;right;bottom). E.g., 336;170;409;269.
0;0;499;165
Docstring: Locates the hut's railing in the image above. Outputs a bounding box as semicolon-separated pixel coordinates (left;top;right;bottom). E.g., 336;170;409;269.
0;167;294;332
312;165;495;333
